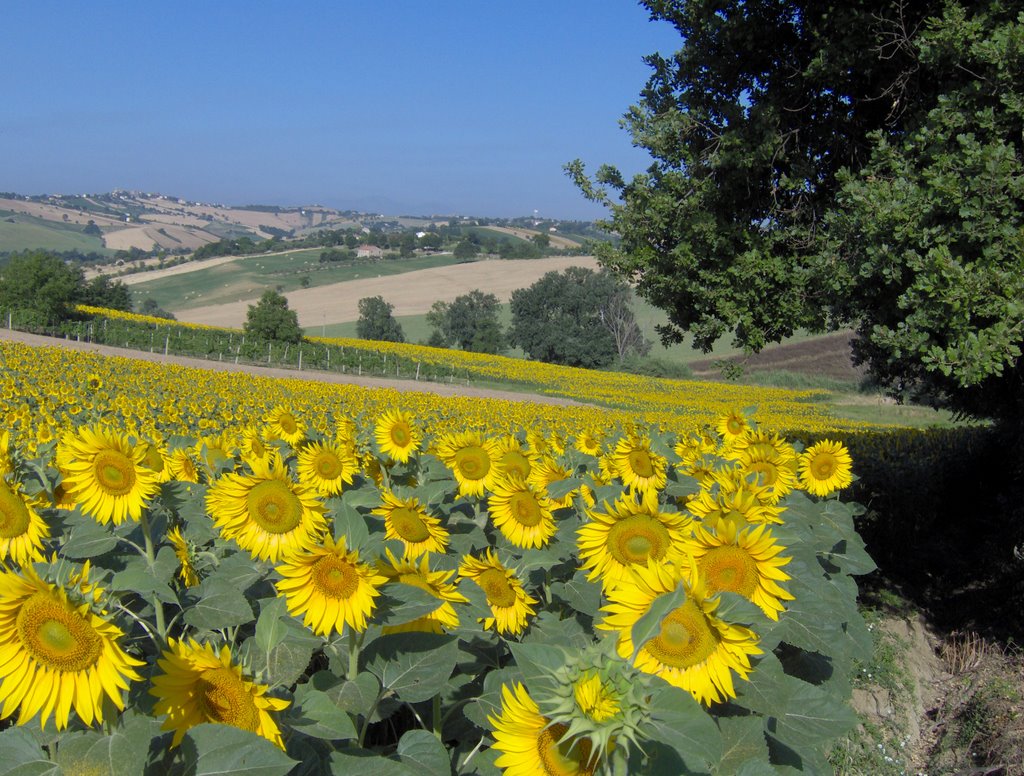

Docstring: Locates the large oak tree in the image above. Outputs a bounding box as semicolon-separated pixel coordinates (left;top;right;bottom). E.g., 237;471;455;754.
570;0;1023;420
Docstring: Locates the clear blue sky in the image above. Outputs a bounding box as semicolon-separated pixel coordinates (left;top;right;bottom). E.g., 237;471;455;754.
2;2;681;220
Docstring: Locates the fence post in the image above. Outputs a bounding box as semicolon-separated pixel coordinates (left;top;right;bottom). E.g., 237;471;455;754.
268;343;272;363
298;348;302;370
164;333;170;356
327;348;330;369
415;362;420;380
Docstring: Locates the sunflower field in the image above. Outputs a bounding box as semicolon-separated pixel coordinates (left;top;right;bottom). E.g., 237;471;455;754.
0;338;874;774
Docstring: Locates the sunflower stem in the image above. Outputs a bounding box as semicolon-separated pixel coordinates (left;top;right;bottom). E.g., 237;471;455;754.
358;689;386;747
139;510;167;640
347;628;359;680
431;694;442;740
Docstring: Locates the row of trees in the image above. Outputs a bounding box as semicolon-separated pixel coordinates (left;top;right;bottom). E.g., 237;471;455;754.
0;251;134;324
353;268;651;369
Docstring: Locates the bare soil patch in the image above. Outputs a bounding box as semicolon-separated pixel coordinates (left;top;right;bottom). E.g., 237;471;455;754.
690;331;867;383
0;328;579;407
179;255;601;329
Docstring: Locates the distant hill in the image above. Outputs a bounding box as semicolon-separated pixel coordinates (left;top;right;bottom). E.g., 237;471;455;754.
0;191;370;255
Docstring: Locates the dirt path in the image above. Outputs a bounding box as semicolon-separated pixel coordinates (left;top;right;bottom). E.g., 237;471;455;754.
0;328;580;407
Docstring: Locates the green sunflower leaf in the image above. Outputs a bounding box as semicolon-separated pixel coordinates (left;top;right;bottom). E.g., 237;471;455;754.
646;680;722;770
178;724;297;776
733;653;858;754
59;511;117;558
715;716;770;775
378;582;452;628
396;729;453;775
629;584;688;663
552;570;602;617
52;712;163;775
183;578;255;631
546;476;584;500
289;686;358;741
364;633;459;704
328;749;414;776
110;548;178;604
0;727;60;776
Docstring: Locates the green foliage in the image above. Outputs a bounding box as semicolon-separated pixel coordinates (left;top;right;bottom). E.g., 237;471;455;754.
824;2;1024;420
244;289;303;344
570;0;1023;422
426;290;505;354
356;296;406;343
508;266;646;368
452;238;478;261
0;250;88;323
80;274;132;311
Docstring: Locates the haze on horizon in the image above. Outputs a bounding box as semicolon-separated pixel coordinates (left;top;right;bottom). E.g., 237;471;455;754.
2;2;682;220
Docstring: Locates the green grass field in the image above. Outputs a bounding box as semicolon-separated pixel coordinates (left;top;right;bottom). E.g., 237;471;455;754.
0;211;110;255
131;251;464;311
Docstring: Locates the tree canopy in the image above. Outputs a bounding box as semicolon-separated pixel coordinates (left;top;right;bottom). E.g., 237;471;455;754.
569;0;1023;420
244;289;303;344
426;290;504;354
356;296;405;343
0;250;132;324
508;266;648;368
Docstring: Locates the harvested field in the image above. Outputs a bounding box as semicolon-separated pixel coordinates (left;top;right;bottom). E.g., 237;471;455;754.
178;255;601;329
103;224;220;252
484;224;580;250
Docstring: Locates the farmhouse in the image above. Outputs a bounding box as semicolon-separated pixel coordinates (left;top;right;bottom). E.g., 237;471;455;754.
356;244;383;259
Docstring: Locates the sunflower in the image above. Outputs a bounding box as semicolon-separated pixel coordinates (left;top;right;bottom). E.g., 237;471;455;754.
611;435;667;494
0;430;12;477
489;682;597;776
0;565;143;729
84;373;103;392
435;431;500;498
275;535;387;635
528;457;577;509
684;520;794;620
574;430;603;457
715;408;752;446
264;405;305;446
139;438;172;484
686;478;783;528
573;671;621;724
57;424;160;525
238;425;274;466
167;447;201;483
799;439;853;497
458;549;537;636
374;408;421;463
196;433;235;477
167;526;200;587
488;474;558;549
296;439;359;497
371;490;449;556
577;493;692;587
206;458;327;562
0;479;49;566
150;638;289;748
377;550;467;634
493;435;533;480
599;560;761;705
